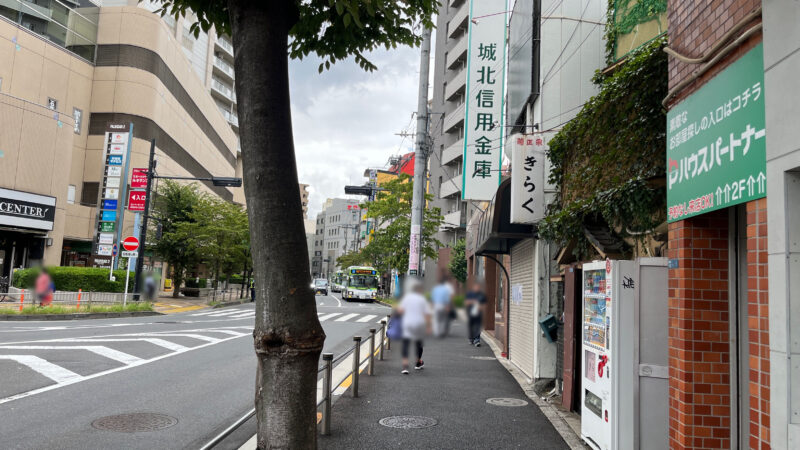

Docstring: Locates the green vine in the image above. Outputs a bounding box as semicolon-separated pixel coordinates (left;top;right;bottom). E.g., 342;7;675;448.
541;36;668;259
605;0;667;63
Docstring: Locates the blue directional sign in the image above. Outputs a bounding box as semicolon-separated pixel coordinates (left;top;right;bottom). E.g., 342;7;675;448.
100;210;117;222
102;199;118;210
107;155;123;165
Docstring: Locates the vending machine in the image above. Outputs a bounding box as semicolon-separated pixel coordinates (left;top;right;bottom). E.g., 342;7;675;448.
580;258;669;450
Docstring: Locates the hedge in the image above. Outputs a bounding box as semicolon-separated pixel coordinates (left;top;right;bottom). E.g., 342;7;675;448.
185;278;208;288
12;267;134;293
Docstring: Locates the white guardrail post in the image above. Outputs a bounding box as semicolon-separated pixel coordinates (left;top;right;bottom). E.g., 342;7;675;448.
321;353;333;435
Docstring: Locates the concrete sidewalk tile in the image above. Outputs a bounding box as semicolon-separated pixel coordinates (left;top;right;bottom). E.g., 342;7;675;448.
318;321;571;449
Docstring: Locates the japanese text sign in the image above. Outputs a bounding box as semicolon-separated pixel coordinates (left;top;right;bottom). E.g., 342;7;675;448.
667;44;766;222
462;0;507;200
131;168;148;188
510;134;546;224
128;190;146;211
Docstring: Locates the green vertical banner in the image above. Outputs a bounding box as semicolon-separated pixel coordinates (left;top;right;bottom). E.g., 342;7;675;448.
666;43;766;222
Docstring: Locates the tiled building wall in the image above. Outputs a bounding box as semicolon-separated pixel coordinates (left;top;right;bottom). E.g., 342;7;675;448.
667;210;732;449
745;198;769;449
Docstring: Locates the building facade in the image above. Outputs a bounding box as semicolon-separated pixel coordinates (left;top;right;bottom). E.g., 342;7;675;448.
0;2;243;280
310;198;361;279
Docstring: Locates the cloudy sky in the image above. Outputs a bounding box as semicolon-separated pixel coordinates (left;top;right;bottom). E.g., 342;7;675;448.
288;47;422;218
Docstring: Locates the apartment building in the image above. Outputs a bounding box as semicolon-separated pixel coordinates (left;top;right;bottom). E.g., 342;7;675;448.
0;2;242;278
426;0;471;282
310;198;361;279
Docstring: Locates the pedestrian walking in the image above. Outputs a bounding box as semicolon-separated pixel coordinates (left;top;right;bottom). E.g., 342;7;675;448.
431;275;454;337
144;272;157;301
465;281;487;347
397;277;431;374
35;268;53;307
249;277;255;302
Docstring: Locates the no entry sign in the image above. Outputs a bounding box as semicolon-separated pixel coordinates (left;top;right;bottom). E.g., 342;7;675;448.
122;236;139;252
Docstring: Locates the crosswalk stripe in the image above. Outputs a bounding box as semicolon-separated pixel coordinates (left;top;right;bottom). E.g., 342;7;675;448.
206;310;246;317
116;333;220;343
0;355;83;384
0;345;143;365
335;313;359;322
318;313;342;322
189;311;220;316
58;338;188;352
356;314;378;323
229;312;254;318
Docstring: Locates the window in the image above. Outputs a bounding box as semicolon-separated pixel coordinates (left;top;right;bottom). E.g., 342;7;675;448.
80;182;99;205
47;97;58;111
73;108;82;134
67;185;75;204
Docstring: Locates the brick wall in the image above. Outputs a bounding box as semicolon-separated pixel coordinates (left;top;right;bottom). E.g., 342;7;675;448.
668;210;732;449
667;0;762;107
746;198;769;449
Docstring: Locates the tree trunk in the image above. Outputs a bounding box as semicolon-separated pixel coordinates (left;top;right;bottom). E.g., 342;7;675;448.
172;264;183;298
228;2;324;448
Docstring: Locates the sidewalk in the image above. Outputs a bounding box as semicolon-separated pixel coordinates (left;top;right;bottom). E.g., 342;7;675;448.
318;319;572;449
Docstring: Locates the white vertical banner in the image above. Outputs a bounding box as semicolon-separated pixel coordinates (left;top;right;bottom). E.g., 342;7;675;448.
462;0;508;200
510;134;546;224
408;224;421;274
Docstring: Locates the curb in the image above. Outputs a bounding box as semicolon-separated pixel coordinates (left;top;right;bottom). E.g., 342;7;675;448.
375;300;395;308
481;331;587;450
0;311;163;321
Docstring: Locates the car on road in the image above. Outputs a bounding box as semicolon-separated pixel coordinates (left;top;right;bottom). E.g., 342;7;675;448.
313;279;329;296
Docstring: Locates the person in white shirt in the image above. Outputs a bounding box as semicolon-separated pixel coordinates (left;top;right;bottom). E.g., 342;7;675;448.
397;277;432;374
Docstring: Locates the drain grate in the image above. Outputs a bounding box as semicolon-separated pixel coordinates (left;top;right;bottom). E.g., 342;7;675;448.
486;398;528;407
379;416;438;429
470;356;496;361
92;413;178;433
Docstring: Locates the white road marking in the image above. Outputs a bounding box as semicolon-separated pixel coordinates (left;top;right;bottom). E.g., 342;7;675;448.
326;294;342;308
0;345;143;365
206;310;247;317
335;313;359;322
111;333;221;343
318;313;342;322
228;312;254;318
0;355;83;384
189;311;221;316
356;314;378;323
0;329;249;405
57;338;188;352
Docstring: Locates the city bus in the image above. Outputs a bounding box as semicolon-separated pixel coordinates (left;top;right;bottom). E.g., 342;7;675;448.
341;266;379;302
331;270;345;293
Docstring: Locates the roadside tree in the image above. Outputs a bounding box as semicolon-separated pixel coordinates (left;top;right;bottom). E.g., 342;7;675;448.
150;181;202;298
448;238;467;283
152;1;437;447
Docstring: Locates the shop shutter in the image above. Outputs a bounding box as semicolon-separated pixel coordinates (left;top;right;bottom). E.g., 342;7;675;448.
509;239;535;378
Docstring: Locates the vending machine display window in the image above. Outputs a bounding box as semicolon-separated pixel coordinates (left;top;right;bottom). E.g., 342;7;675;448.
583;269;608;350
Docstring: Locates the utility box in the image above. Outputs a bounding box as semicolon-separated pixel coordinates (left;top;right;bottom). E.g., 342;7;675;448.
538;313;559;343
580;258;668;450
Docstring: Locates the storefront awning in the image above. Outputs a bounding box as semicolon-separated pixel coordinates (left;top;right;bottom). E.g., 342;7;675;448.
474;179;534;255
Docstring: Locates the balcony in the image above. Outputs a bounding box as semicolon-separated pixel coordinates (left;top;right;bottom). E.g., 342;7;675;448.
446;35;467;70
441;138;464;165
213;56;235;82
439;173;462;199
211;78;236;104
448;1;469;39
215;36;234;58
444;68;466;101
218;107;239;129
443;102;465;133
442;209;467;230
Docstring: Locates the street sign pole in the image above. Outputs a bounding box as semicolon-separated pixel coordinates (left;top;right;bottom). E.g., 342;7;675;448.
133;139;156;300
123;262;130;306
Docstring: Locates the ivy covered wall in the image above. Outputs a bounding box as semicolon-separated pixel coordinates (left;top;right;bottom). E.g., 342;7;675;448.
539;36;668;259
607;0;667;62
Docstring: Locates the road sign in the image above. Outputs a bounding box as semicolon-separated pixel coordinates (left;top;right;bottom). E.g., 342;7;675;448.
121;251;138;258
112;243;118;257
122;236;139;252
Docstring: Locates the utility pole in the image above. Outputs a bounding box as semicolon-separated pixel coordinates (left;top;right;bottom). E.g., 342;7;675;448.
408;27;432;277
133;139;156;300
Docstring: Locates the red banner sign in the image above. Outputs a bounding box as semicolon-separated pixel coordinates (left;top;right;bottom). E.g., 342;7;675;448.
131;168;148;188
128;190;146;211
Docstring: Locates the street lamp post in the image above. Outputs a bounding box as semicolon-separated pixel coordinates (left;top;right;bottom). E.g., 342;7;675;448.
133;140;242;299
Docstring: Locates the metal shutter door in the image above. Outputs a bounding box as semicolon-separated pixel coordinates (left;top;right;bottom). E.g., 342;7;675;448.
509;239;535;379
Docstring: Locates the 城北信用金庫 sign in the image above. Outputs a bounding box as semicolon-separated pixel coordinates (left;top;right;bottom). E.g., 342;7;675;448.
462;0;507;201
666;44;766;222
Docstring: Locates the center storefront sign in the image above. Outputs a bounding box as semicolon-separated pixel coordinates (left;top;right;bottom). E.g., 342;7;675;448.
0;187;56;231
510;134;546;224
666;44;766;222
462;0;507;200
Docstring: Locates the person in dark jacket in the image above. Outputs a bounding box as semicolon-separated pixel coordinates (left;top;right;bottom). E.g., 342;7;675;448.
464;281;487;347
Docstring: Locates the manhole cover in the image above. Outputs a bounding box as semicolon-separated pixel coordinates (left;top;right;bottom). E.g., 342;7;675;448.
470;356;496;360
379;416;438;429
486;398;528;407
92;413;178;433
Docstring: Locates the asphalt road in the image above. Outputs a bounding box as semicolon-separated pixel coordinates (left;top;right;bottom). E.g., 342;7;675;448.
0;292;389;450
